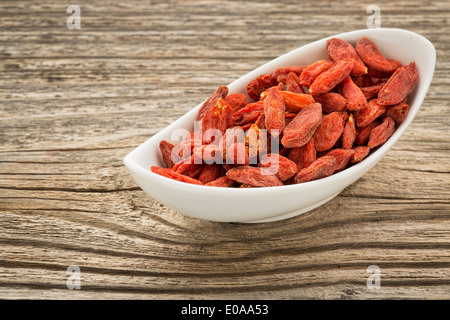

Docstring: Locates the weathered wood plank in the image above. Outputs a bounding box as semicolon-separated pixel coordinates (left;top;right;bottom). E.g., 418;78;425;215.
0;0;449;300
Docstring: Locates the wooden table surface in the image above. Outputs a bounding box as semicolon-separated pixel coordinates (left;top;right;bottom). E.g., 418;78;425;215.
1;0;449;300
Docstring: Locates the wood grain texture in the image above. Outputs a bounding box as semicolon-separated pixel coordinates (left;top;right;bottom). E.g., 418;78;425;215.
0;0;449;300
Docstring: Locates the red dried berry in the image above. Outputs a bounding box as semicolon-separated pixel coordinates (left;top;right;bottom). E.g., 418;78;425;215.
226;93;247;113
281;103;323;148
247;74;278;100
313;112;345;152
356;37;402;74
355;120;380;145
272;66;307;83
325;148;355;172
232;101;264;126
151;166;203;185
285;72;305;93
202;97;233;144
340;75;367;111
159;140;175;169
294;156;337;183
350;146;371;163
314;93;346;113
299;60;334;87
355;98;387;128
309;59;355;95
205;176;235;187
258;153;298;181
287;138;316;170
377;62;419;106
359;81;386;100
326;38;368;76
197;86;228;120
367;117;396;148
279;91;315;113
386;102;409;125
226;166;283;187
341;114;356;149
263;87;286;137
197;164;221;184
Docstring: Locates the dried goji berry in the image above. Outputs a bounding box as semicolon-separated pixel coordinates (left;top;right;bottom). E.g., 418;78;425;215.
281;103;323;148
254;113;265;129
260;90;315;113
287;138;316;170
377;62;419;106
193;144;223;164
336;111;349;123
367;66;394;79
285;112;298;119
299;60;334;87
355;98;387;128
197;86;228;120
294;156;336;183
326;38;367;76
356;37;402;74
309;59;355;95
277;82;284;91
221;126;246;155
263;87;286;137
241;123;252;131
197;164;221;184
385;102;409;125
225;142;249;165
171;140;193;164
226;166;283;187
226;93;247;114
205;175;235;187
202;97;233;144
272;66;307;83
279;91;315;113
352;74;374;87
349;146;371;163
313;92;346;113
286;72;305;93
359;81;386;100
232;101;264;126
245;123;268;164
247;74;278;100
258;153;298;181
172;155;203;178
367;117;396;148
355;120;380;145
313;112;345;152
340;75;367;111
341;114;356;149
239;183;256;188
151;166;203;185
159;140;175;169
325;148;355;172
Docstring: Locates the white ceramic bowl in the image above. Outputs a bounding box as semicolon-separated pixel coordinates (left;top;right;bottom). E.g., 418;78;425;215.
124;28;435;223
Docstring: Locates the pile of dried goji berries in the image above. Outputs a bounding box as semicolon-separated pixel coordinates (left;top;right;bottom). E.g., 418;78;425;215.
151;37;419;187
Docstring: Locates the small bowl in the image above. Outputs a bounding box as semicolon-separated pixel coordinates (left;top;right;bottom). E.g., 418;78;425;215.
124;28;435;223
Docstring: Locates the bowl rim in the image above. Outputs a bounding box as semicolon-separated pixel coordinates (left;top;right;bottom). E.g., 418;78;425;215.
124;27;436;197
